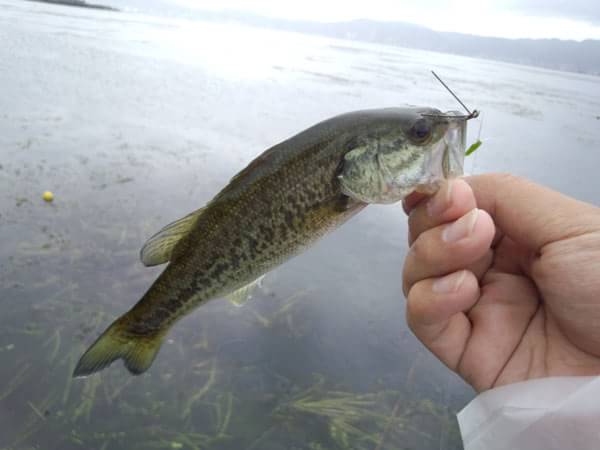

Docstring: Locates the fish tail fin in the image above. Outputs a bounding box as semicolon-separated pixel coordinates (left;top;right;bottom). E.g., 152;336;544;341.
73;316;166;378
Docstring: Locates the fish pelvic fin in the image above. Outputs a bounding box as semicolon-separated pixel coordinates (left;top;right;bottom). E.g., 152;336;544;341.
140;207;205;267
226;275;265;307
73;317;166;378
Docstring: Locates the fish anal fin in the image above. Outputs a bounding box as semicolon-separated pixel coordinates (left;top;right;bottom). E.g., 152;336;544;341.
226;275;265;307
140;207;205;267
73;317;167;377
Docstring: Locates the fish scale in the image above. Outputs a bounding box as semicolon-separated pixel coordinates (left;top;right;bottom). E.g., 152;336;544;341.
73;107;467;377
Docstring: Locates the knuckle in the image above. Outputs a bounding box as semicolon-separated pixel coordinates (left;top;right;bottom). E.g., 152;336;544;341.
494;172;518;182
402;239;433;295
401;264;413;297
407;212;424;244
491;172;529;188
467;172;528;192
409;234;433;263
405;282;428;323
406;312;418;334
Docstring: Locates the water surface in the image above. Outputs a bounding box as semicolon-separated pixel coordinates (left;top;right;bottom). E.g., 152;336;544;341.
1;1;600;449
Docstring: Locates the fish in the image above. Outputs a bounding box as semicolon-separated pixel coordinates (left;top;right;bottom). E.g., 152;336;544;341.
73;107;468;377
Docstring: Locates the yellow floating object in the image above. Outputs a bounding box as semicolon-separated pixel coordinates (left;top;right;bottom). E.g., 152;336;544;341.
42;191;54;202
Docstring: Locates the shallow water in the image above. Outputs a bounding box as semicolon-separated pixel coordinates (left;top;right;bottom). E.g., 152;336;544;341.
1;1;600;449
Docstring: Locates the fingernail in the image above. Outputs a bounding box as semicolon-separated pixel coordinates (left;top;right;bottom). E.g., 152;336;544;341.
427;180;453;217
432;270;467;294
442;208;479;242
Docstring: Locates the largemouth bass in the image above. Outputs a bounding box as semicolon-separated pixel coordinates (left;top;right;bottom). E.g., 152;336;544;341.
74;107;468;377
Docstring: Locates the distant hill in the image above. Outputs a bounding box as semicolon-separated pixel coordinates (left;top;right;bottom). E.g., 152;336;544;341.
338;20;600;76
63;0;600;76
28;0;118;11
225;15;600;76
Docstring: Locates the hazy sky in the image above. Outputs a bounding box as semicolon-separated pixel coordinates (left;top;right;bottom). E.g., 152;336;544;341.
172;0;600;40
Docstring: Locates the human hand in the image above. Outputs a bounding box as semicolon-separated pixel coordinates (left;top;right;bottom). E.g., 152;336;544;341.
402;174;600;392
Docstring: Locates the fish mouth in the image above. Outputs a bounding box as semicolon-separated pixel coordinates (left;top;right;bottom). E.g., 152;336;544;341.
339;108;469;204
390;116;466;200
383;111;467;198
422;109;479;123
441;111;467;179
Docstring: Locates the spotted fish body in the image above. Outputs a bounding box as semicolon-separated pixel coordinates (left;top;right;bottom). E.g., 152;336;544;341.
74;107;468;377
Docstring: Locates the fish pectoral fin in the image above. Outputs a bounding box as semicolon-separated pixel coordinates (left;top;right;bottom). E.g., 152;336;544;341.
140;207;205;267
226;275;265;307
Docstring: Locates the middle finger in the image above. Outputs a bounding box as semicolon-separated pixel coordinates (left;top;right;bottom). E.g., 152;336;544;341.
403;208;495;294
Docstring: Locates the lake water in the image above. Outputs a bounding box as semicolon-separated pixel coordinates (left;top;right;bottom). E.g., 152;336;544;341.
1;1;600;449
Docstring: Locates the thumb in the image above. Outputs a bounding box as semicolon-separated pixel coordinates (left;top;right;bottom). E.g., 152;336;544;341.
465;174;600;252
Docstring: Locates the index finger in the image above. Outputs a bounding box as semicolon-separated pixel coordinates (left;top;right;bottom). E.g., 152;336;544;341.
405;179;478;245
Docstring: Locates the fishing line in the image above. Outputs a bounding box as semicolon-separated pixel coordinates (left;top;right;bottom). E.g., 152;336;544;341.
424;71;480;121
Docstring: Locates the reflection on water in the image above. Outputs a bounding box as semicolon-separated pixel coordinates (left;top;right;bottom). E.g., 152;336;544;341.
1;0;600;449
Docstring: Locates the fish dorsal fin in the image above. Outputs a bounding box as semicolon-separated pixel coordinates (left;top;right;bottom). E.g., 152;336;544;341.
140;208;205;267
226;275;265;307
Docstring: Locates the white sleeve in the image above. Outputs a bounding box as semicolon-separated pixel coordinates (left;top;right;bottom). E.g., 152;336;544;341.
457;376;600;450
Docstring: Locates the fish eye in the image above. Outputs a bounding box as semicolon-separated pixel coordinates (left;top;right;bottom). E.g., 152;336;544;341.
409;118;432;143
